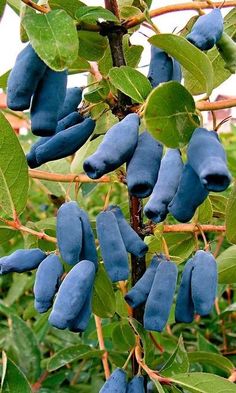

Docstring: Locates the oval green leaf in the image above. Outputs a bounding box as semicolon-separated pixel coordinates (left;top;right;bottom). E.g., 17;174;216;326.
1;354;32;393
217;245;236;284
172;372;236;393
149;34;213;96
226;182;236;244
92;264;116;318
188;352;234;375
144;81;199;148
76;6;118;23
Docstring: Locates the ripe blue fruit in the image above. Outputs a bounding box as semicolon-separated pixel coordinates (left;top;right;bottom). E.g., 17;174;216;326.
126;131;163;198
168;163;209;223
175;258;195;323
108;205;148;257
26;111;83;168
186;8;223;50
0;248;46;274
31;68;67;136
35;118;95;165
147;381;155;392
125;255;163;308
216;32;236;73
99;368;127;393
83;113;139;179
187;127;231;192
68;292;92;333
96;211;129;282
147;45;182;88
78;208;98;269
191;250;218;316
7;44;47;111
127;375;145;393
58;87;83;120
34;254;64;313
56;201;83;265
48;260;95;329
144;259;178;332
144;149;183;223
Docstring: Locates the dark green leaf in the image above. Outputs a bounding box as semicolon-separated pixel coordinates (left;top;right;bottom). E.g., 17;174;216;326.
92;264;116;318
217;245;236;284
78;31;108;61
112;321;136;351
188;352;234;375
161;336;189;377
1;353;32;393
0;0;6;21
226;182;236;243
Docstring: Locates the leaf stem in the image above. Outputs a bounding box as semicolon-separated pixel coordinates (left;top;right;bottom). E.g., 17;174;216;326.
94;315;110;380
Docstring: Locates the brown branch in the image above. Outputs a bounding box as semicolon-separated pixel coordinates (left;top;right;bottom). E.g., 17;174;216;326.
21;0;49;13
32;371;49;392
29;169;112;183
104;0;120;19
94;315;110;380
197;98;236;111
124;1;236;29
162;224;225;233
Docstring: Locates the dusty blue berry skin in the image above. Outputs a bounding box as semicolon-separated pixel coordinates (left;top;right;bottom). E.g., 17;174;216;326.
68;292;92;333
126;131;163;198
58;87;83;120
7;44;47;111
78;208;98;270
26;111;83;168
99;368;127;393
186;8;223;50
0;249;46;275
147;45;182;88
175;258;195;323
108;205;148;257
144;259;178;332
144;149;183;223
127;376;145;393
56;201;83;265
48;260;95;329
83;113;139;179
187;127;231;192
31;68;67;136
147;381;155;392
125;255;163;308
34;254;64;313
96;211;129;282
168;163;209;223
191;250;218;316
35;118;95;165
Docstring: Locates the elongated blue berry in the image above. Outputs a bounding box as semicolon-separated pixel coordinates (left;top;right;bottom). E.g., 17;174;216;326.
186;8;223;50
144;259;178;332
56;201;83;265
58;87;83;120
96;211;129;282
175;258;195;323
68;291;92;333
78;208;98;269
148;46;181;88
84;114;139;179
168;163;209;223
49;260;95;329
144;149;183;223
191;250;218;316
34;253;64;313
108;205;148;257
127;375;145;393
125;255;163;308
126;131;163;198
187;127;231;192
0;249;46;274
99;368;127;393
7;44;47;111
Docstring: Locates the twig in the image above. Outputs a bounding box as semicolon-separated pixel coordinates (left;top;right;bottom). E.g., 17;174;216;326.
197;98;236;111
21;0;49;13
94;315;110;380
228;370;236;382
29;169;112;183
149;333;164;353
162;224;225;233
31;371;49;392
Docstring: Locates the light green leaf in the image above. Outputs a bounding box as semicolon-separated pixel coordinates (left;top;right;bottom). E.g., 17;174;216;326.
226;182;236;244
144;81;199;148
209;193;227;219
92;264;116;318
78;31;108;61
194;197;213;224
161;336;189;377
39;158;71;197
68;55;90;74
0;112;29;219
109;66;152;103
149;34;213;96
49;0;85;19
6;0;21;15
217;245;236;284
172;372;236;393
0;70;10;89
22;8;78;71
1;353;32;393
76;6;118;23
188;352;234;375
112;321;136;351
4;274;29;306
47;344;104;372
164;232;195;264
152;379;165;393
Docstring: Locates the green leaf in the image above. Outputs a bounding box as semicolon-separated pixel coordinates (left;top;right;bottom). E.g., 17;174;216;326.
39;159;71;197
6;0;21;15
194;197;213;224
1;353;32;393
0;112;29;219
109;66;152;103
144;81;199;148
172;372;236;393
112;321;136;351
92;264;116;318
47;344;104;372
71;135;104;174
84;80;110;103
129;318;155;365
0;0;6;20
149;34;213;96
152;379;165;393
198;333;220;354
68;55;90;74
78;31;108;61
164;232;195;264
209;193;227;219
22;8;78;71
4;274;29;306
226;182;236;244
188;352;234;375
0;70;10;89
76;6;118;23
161;336;189;377
217;245;236;284
49;0;85;19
